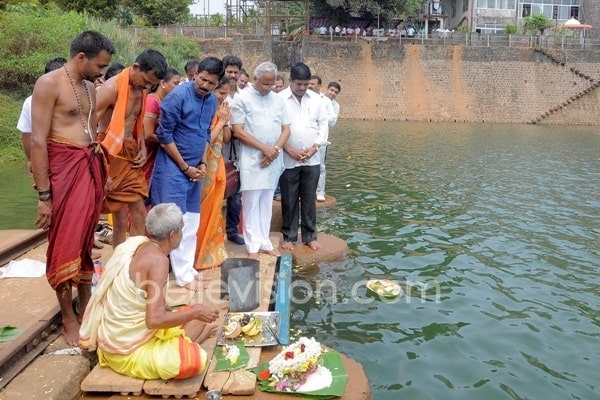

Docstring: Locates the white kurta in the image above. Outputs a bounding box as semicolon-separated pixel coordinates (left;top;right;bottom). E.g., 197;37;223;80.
230;87;289;191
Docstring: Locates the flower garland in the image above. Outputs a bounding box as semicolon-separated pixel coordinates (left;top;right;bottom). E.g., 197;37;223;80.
260;337;323;392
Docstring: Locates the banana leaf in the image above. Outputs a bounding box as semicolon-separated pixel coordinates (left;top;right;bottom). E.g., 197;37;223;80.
214;341;250;371
0;325;23;342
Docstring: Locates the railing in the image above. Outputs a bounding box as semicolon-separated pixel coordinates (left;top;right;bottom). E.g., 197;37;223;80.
128;25;600;50
305;32;600;50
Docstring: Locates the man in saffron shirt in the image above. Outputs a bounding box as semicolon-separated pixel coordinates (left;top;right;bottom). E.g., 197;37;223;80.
96;49;167;247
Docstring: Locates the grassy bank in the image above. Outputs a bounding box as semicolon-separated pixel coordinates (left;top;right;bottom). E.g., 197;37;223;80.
0;3;204;164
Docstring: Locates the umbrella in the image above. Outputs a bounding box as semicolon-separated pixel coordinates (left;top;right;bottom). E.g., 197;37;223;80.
563;17;593;30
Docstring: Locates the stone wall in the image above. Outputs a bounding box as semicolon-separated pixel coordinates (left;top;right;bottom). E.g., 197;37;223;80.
197;37;600;125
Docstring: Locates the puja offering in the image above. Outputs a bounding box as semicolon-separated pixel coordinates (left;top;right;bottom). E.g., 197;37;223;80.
217;311;280;346
258;337;330;392
214;341;250;371
366;279;401;298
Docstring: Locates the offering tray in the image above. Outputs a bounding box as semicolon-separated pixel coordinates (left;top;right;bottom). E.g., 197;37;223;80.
217;311;280;347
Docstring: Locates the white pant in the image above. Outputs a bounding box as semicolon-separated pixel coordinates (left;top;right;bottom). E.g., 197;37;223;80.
170;212;199;286
242;189;275;253
316;145;327;196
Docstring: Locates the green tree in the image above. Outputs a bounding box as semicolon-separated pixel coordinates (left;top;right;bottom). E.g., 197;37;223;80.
524;14;552;35
126;0;192;26
54;0;122;20
311;0;422;25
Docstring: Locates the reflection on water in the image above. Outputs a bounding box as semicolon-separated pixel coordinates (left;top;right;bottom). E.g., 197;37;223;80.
1;122;599;399
290;122;599;400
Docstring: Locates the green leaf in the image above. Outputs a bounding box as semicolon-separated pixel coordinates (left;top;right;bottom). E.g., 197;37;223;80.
0;325;23;342
214;342;250;372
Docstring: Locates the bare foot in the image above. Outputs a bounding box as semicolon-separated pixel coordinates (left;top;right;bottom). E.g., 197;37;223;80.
247;253;259;259
185;280;207;291
61;317;81;347
197;322;219;344
280;241;294;251
306;240;320;250
260;249;281;257
195;272;212;282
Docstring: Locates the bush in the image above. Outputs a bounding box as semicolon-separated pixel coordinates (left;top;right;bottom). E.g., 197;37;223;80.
504;23;518;35
0;4;202;163
0;3;86;97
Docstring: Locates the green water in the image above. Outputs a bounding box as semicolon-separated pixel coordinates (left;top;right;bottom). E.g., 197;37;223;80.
289;122;599;399
0;121;599;399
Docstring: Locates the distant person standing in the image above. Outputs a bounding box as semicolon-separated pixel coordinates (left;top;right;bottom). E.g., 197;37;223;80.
231;61;290;258
30;31;115;346
17;57;67;174
238;69;250;91
274;75;286;93
150;57;223;290
142;67;182;186
96;49;168;248
221;55;245;246
278;63;328;251
184;59;200;82
316;81;341;201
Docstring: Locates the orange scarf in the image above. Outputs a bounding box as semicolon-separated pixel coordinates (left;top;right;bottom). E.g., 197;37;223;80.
102;67;146;156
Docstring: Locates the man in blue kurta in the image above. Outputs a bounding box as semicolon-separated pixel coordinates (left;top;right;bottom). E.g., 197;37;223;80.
150;57;223;290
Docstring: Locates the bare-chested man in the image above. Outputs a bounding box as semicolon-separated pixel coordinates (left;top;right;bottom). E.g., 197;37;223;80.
96;50;167;248
79;203;219;379
30;31;115;346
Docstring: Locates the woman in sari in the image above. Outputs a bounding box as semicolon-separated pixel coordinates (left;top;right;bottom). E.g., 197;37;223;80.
194;76;232;269
142;67;181;186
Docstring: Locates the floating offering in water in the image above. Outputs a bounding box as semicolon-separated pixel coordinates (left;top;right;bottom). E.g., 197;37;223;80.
366;279;401;298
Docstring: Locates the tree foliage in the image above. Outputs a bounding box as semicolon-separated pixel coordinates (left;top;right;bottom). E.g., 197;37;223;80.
125;0;192;26
524;14;552;35
311;0;424;25
53;0;122;20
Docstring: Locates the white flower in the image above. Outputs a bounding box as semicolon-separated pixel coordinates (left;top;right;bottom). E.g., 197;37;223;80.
222;344;240;364
268;337;322;386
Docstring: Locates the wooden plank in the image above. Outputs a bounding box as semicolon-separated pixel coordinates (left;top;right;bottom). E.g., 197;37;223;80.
0;230;47;267
80;364;145;396
274;254;292;345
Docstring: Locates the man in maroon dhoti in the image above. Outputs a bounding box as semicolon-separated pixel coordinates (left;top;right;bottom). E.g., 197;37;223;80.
30;31;115;346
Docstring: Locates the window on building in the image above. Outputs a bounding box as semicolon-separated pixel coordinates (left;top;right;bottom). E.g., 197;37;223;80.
516;1;578;21
451;0;457;18
463;0;469;12
476;0;516;9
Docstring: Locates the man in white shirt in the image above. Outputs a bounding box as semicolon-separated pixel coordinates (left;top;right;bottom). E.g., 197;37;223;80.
278;63;328;251
315;81;341;201
17;57;67;174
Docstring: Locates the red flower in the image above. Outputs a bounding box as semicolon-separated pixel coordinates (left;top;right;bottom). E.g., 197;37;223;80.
284;351;295;360
258;369;271;381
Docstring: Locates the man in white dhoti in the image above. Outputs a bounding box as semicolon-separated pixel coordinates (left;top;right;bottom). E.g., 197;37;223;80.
230;62;291;258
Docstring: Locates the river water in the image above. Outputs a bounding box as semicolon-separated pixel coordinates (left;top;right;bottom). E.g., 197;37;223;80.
0;121;599;399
